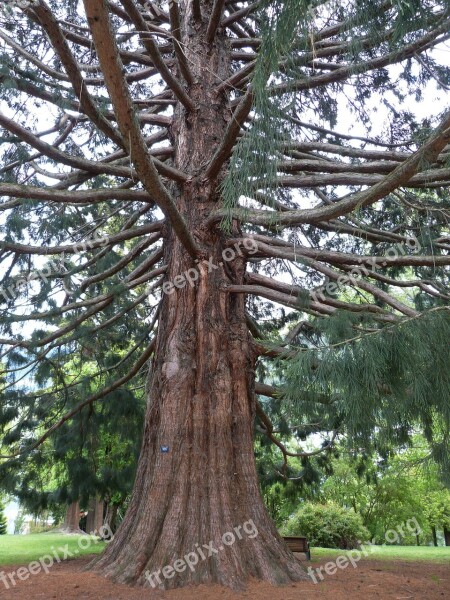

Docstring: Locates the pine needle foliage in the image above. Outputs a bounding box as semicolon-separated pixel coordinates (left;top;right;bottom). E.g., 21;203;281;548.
221;0;450;222
281;308;450;481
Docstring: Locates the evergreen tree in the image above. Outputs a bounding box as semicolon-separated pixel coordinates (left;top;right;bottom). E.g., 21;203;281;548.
0;355;145;533
0;0;449;589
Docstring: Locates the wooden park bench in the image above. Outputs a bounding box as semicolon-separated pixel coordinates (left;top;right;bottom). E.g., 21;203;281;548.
283;536;311;560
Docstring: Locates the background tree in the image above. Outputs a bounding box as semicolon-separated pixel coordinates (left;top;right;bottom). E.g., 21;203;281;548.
0;0;449;590
0;498;7;534
281;502;370;549
0;353;144;534
265;435;450;545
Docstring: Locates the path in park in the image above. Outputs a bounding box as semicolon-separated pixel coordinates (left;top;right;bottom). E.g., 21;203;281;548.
0;556;448;599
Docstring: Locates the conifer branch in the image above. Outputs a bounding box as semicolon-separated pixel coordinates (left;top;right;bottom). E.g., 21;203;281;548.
0;339;156;459
205;87;253;180
118;0;195;112
83;0;200;258
168;1;194;85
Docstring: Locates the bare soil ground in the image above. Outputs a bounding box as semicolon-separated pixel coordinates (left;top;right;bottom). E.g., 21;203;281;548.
0;555;448;599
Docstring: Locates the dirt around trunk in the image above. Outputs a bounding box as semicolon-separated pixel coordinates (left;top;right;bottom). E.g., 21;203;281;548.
0;556;448;599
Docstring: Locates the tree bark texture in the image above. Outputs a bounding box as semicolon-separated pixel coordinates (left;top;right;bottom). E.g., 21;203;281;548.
444;527;450;547
86;497;105;535
91;1;306;589
62;500;81;533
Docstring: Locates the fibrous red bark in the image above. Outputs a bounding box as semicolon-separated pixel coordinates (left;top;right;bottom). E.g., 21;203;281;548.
86;497;104;536
90;1;307;589
62;500;82;534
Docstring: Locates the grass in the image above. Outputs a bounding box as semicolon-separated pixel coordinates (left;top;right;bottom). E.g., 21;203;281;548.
1;534;449;569
0;533;106;567
311;544;450;564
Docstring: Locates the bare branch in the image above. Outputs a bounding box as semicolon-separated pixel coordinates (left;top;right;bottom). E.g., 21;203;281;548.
207;0;227;44
205;87;253;180
83;0;200;258
119;0;195;111
25;0;123;147
0;222;162;255
168;1;194;85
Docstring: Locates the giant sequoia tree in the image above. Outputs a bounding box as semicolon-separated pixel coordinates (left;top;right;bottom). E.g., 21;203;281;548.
1;0;450;590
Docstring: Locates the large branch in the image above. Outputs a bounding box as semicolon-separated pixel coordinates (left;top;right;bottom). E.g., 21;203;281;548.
0;222;162;255
0;183;153;206
207;0;227;44
168;1;194;85
205;87;253;180
118;0;195;111
211;107;450;227
25;0;123;147
83;0;200;258
250;238;450;269
271;18;450;95
246;270;417;318
265;169;450;189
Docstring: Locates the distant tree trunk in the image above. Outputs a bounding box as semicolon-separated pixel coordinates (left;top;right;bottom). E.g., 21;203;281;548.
103;503;118;537
86;497;104;535
432;526;438;547
444;527;450;547
62;500;81;533
416;533;420;546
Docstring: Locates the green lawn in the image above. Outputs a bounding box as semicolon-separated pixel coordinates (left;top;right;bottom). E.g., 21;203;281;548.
0;533;106;567
311;544;450;563
1;534;449;570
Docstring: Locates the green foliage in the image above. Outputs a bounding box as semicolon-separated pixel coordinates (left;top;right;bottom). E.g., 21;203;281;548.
424;490;450;531
281;501;370;549
0;347;145;518
13;509;26;535
281;308;450;482
266;436;450;545
221;0;450;221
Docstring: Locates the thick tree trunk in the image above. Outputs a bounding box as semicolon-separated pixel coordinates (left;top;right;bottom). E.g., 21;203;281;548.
91;219;307;586
103;502;118;536
92;229;306;587
444;527;450;547
431;526;438;547
86;497;104;535
90;0;306;590
62;500;81;533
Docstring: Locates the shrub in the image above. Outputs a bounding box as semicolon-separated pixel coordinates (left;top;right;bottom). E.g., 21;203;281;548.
281;502;370;549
